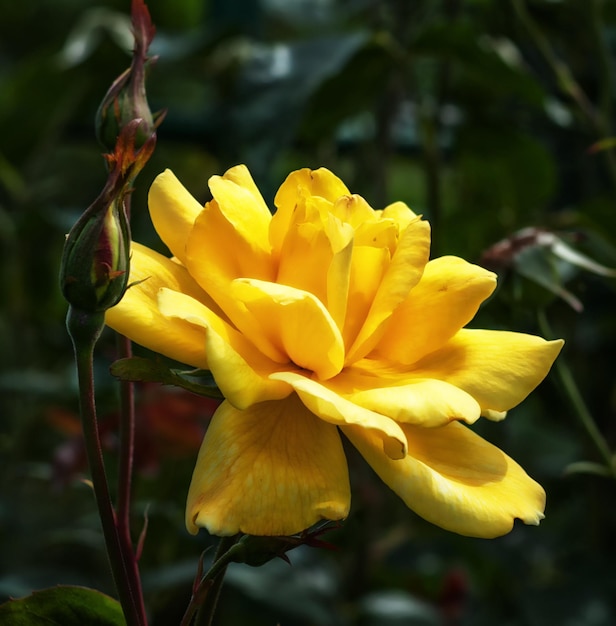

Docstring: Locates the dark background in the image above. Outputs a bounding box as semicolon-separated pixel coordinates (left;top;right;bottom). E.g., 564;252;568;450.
2;1;616;624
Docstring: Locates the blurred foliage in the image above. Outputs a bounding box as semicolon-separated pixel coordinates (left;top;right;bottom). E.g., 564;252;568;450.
2;0;616;624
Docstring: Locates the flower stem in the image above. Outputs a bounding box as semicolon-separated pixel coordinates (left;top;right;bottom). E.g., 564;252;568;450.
537;309;615;476
116;331;147;618
117;355;135;529
511;0;597;124
67;306;147;626
587;0;616;191
117;193;136;532
181;536;239;626
512;0;616;191
116;333;136;528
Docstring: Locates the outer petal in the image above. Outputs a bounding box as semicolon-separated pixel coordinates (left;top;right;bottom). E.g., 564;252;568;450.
342;378;481;427
148;170;204;264
411;329;564;412
270;372;407;460
157;288;293;409
377;256;497;364
186;396;350;536
105;242;211;368
343;421;546;538
346;218;431;364
231;279;345;379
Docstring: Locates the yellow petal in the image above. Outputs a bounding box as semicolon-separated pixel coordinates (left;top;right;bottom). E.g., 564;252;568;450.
308;167;352;201
230;279;345;379
377;256;497;364
325;219;354;332
105;242;210;368
275;195;354;330
157;288;292;408
270;168;350;254
219;164;272;216
343;421;546;538
274;167;350;213
354;218;399;255
482;409;507;421
343;378;481;427
343;246;389;350
346;218;431;363
270;371;407;460
208;165;272;252
184;197;275;325
186;396;350;536
331;194;375;229
148;170;204;265
275;194;338;307
381;200;419;227
412;329;564;412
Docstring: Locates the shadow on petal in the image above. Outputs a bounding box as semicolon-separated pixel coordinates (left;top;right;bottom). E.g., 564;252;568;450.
186;395;350;537
343;421;545;538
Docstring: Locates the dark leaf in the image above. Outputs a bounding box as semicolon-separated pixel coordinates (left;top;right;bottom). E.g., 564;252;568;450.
411;20;545;105
110;357;223;398
0;586;125;626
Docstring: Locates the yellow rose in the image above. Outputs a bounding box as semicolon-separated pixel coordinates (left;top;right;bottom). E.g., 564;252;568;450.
106;165;563;539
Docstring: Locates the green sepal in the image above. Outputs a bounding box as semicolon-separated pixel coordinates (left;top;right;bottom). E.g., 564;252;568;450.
110;356;223;399
0;585;126;626
228;521;341;567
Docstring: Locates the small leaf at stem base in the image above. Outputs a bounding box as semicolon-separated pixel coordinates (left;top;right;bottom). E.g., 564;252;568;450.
110;356;223;399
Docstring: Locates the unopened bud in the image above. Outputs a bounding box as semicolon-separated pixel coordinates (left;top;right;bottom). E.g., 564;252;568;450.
96;65;156;153
60;193;130;313
95;0;161;152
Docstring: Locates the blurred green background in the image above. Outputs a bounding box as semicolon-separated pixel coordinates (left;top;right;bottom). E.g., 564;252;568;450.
2;0;616;624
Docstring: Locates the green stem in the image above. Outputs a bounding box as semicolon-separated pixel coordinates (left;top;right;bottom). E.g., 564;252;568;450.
537;310;615;475
512;0;597;125
67;307;147;626
512;0;616;191
181;536;239;626
589;0;613;130
193;538;234;626
588;0;616;192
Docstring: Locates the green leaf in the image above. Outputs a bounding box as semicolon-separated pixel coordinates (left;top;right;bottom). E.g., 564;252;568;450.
513;245;583;312
0;586;125;626
110;356;223;399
